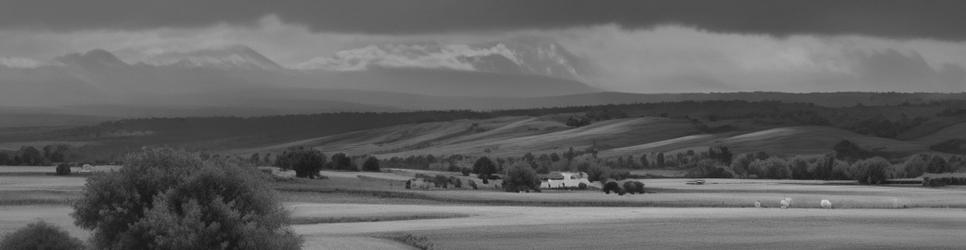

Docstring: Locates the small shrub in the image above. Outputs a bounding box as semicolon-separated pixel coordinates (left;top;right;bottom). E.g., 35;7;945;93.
602;179;625;195
923;175;966;187
622;181;645;194
577;182;588;190
0;221;84;250
433;175;449;188
460;167;471;176
467;180;478;190
923;177;947;187
450;177;462;188
55;163;71;176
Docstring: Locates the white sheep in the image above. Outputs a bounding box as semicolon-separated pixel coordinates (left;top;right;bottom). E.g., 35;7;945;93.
820;199;832;209
754;200;762;208
780;197;792;209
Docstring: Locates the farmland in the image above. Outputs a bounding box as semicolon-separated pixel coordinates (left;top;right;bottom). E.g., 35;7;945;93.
2;166;966;249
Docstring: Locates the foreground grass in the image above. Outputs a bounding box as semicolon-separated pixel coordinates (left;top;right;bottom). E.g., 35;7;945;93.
415;211;966;250
0;190;80;205
291;213;469;225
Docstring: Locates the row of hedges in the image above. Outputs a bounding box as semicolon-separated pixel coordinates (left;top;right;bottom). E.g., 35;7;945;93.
923;175;966;187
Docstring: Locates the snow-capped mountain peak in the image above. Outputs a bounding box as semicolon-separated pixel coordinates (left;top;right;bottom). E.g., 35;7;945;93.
296;40;588;82
140;45;282;71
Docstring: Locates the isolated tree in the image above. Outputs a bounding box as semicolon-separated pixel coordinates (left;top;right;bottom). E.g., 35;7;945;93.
329;153;356;171
788;156;812;180
708;145;733;165
17;146;44;166
43;145;54;161
0;221;84;250
0;152;9;165
903;154;929;178
522;153;535;164
473;157;497;184
249;153;261;165
42;144;69;163
503;163;541;192
811;154;835;180
849;157;890;185
362;156;381;172
585;164;613;182
749;157;790;179
927;155;949;173
730;153;756;178
565;147;576;162
72;148;301;249
275;147;326;178
656;152;666;168
550;152;561;162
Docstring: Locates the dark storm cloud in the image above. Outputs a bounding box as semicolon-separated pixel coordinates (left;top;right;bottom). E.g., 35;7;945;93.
2;0;966;40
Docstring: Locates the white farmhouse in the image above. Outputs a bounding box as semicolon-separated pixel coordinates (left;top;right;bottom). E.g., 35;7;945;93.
539;171;591;190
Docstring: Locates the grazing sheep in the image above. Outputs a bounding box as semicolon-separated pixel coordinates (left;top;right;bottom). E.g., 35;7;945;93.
754;200;761;208
821;199;832;209
780;197;792;209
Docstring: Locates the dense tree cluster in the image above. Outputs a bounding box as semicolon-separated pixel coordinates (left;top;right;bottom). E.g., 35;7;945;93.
274;147;326;178
328;153;356;171
72;148;300;249
0;144;70;166
0;221;85;250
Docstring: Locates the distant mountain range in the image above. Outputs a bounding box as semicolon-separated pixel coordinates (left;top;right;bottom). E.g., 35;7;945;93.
295;40;591;83
3;41;966;128
0;41;600;114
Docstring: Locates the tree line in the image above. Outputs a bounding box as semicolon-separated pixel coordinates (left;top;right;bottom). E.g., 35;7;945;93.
0;144;71;166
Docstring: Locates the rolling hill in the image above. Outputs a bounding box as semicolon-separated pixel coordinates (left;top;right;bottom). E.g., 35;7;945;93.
5;99;966;163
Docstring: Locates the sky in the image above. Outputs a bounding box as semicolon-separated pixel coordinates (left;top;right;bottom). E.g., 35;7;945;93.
0;0;964;93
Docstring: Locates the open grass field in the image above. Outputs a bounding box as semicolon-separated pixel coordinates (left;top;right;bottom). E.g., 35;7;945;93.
279;172;966;209
2;168;966;249
416;208;966;250
234;114;966;160
603;126;930;157
243;116;702;158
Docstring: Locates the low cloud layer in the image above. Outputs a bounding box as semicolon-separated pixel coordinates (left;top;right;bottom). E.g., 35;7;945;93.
0;17;964;93
2;0;966;41
556;25;966;92
295;44;502;71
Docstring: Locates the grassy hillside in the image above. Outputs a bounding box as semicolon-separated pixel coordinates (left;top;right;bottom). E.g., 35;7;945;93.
4;99;966;162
